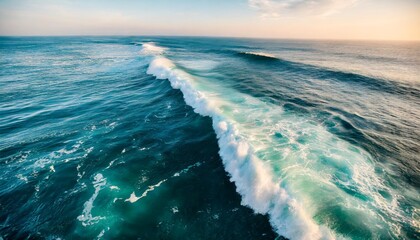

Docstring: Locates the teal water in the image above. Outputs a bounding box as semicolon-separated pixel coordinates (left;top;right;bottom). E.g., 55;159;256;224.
0;37;419;239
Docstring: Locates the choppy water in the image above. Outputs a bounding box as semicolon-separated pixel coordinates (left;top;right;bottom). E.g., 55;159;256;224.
0;37;419;239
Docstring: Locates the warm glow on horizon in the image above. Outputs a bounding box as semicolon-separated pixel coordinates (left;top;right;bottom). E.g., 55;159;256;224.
0;0;419;41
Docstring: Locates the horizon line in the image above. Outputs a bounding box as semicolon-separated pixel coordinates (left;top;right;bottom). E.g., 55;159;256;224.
0;34;419;43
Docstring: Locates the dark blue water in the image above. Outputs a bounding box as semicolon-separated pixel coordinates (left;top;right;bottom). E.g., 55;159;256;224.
0;37;419;239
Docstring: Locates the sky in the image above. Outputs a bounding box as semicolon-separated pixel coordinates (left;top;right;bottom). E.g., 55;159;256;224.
0;0;419;41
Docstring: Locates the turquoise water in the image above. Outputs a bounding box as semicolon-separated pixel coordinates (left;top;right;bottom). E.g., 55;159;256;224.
0;37;419;239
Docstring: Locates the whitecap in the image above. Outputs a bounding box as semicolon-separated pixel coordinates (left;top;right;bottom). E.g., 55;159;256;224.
139;42;166;56
243;51;277;59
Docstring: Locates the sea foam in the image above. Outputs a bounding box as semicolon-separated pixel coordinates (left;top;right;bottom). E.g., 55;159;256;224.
77;173;106;226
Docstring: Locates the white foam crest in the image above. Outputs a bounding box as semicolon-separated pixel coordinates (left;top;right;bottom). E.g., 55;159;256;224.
139;42;166;56
146;56;217;118
77;173;106;226
244;51;277;59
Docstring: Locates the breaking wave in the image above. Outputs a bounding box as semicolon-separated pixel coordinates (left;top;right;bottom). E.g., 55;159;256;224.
141;43;413;240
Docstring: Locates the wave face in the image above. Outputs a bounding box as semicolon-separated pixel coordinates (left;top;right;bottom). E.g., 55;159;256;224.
142;42;419;239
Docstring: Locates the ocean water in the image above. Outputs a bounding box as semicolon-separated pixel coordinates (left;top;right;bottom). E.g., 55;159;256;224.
0;36;419;239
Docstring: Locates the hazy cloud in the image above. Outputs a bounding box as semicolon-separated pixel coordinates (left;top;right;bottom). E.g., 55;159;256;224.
249;0;359;17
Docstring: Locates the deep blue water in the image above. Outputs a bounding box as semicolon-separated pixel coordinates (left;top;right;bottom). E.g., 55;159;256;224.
0;37;419;239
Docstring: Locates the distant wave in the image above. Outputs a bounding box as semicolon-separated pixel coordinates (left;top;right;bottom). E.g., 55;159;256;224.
235;49;420;99
238;51;279;60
